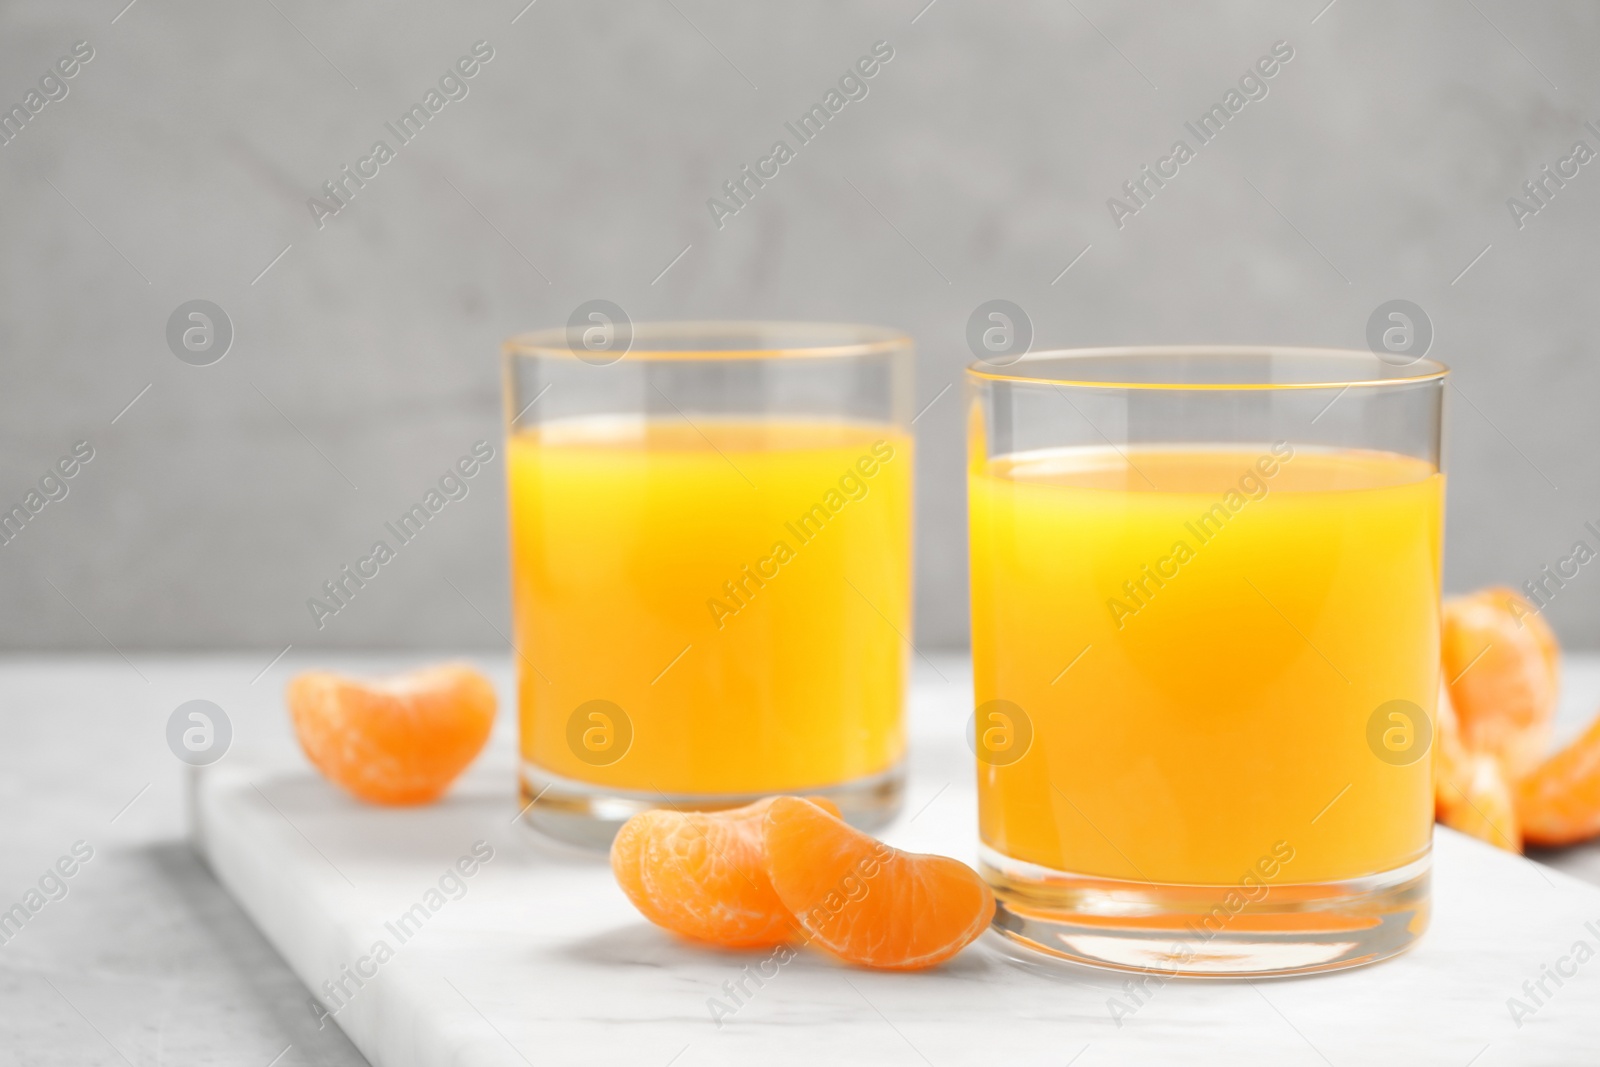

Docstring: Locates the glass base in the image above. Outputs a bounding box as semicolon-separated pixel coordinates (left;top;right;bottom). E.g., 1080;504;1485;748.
981;845;1430;978
517;759;906;849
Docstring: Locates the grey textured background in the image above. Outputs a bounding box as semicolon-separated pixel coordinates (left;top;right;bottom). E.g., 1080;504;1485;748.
2;0;1598;653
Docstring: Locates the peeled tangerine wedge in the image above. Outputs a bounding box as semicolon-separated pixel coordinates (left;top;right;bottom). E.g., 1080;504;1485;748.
1431;679;1523;850
286;664;496;805
1433;681;1471;818
1518;712;1600;848
1442;587;1559;781
1438;751;1522;853
611;797;995;970
763;797;995;970
610;797;839;949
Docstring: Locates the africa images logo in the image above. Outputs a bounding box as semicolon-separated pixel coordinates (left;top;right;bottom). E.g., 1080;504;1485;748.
1105;442;1295;629
306;42;495;229
0;40;94;148
705;40;895;231
704;440;896;630
1105;40;1295;230
306;441;496;629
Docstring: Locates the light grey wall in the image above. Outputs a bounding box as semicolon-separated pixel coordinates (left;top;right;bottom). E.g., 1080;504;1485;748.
2;0;1598;653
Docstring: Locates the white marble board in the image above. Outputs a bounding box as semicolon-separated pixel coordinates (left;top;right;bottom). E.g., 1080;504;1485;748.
193;660;1600;1066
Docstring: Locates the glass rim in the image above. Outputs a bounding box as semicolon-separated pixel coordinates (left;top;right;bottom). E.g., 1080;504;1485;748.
966;345;1449;390
504;320;911;362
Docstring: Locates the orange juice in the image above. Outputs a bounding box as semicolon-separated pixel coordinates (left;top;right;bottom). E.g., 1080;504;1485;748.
508;417;912;795
969;443;1443;885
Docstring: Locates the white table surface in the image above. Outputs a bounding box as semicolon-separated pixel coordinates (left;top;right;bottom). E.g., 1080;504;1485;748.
7;652;1600;1066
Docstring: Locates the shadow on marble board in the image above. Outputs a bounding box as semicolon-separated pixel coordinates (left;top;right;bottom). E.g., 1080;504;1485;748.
143;841;371;1067
0;841;369;1067
233;768;616;871
1527;839;1600;889
553;917;1000;985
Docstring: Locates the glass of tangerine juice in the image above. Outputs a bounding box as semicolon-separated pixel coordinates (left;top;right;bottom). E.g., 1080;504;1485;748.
503;321;914;845
967;346;1446;977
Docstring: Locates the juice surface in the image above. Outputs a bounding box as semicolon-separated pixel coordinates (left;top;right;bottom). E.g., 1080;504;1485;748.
969;444;1442;885
509;417;911;794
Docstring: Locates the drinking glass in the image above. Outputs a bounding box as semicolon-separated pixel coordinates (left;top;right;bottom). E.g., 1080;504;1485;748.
967;346;1446;976
504;321;914;845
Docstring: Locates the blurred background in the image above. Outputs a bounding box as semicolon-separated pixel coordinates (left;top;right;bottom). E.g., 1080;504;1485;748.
3;0;1598;654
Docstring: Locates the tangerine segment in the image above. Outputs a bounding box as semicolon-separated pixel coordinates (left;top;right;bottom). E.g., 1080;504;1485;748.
1517;711;1600;848
286;664;496;805
763;797;995;971
610;797;840;948
610;814;671;933
1434;681;1473;820
1441;588;1559;781
1438;752;1521;853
